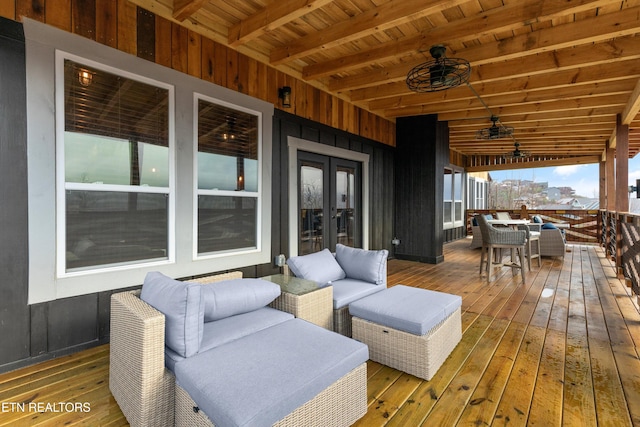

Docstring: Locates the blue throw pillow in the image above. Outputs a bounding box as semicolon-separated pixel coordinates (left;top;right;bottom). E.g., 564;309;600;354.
200;279;281;322
472;217;478;226
335;244;388;286
287;248;346;286
141;272;204;358
532;215;543;224
542;222;557;229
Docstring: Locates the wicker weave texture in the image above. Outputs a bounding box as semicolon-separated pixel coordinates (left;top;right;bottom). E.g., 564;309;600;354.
352;307;462;380
175;363;367;427
188;271;243;284
109;291;175;427
109;272;242;427
469;225;483;249
540;228;567;257
333;306;353;337
269;285;333;329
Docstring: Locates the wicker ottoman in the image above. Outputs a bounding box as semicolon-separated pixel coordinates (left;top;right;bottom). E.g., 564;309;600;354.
349;285;462;380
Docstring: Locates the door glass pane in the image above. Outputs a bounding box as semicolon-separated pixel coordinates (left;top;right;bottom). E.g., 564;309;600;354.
336;166;355;247
300;162;324;255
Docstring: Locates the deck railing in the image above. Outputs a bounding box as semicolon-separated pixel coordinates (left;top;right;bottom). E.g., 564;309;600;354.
466;209;600;243
466;208;640;298
602;210;640;296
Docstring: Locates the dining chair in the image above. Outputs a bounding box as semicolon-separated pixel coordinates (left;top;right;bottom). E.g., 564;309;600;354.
518;223;541;269
477;214;527;282
496;212;512;221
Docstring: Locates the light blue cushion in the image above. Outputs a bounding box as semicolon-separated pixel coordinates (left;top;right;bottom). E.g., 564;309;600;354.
335;244;388;286
200;278;281;322
287;249;346;286
140;271;204;358
174;318;368;427
165;308;294;371
349;285;462;335
331;278;386;309
532;215;543;224
542;222;557;229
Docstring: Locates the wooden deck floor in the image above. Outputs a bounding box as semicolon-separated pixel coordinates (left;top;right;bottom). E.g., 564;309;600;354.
1;239;639;426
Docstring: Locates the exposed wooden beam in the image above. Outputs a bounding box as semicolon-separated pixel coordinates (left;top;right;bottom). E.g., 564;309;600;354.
385;93;628;119
173;0;206;22
328;11;640;92
270;0;470;65
369;79;636;113
465;156;601;172
439;106;621;122
621;78;640;125
303;0;612;80
228;0;334;47
352;58;640;104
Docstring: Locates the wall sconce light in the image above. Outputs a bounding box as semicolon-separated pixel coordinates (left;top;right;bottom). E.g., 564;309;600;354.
278;86;292;108
78;69;93;87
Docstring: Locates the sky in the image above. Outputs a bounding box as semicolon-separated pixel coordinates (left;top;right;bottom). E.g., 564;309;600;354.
489;156;640;199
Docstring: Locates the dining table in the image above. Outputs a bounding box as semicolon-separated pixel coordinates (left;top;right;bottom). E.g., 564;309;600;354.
487;219;530;228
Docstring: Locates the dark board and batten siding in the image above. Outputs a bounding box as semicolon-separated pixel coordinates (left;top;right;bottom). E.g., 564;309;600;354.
272;110;396;257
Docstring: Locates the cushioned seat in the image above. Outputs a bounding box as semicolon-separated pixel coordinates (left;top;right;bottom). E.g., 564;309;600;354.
349;285;461;335
164;307;293;371
332;278;386;309
174;318;369;427
350;285;462;380
286;244;388;336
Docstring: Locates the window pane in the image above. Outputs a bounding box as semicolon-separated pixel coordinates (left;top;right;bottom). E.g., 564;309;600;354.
444;201;452;222
64;60;169;147
454;171;462;200
198;99;258;191
65;133;169;186
198;196;257;254
66;191;168;270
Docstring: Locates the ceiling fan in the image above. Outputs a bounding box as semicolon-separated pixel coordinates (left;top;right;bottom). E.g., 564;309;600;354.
405;45;471;92
475;115;514;140
503;142;530;159
406;45;519;146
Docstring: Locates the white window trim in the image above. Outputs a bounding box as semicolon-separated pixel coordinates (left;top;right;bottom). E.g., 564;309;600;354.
444;167;465;230
23;18;273;303
193;93;263;260
55;51;177;278
287;136;369;256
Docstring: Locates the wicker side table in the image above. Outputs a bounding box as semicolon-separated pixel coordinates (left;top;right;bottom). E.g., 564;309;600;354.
261;274;333;330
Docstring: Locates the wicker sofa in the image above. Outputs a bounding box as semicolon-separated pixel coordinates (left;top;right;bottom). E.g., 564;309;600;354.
286;244;388;337
109;271;368;427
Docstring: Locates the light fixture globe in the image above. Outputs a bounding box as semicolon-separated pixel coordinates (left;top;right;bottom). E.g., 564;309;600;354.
406;45;471;92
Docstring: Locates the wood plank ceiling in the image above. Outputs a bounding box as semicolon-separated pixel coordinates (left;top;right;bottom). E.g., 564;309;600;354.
131;0;640;170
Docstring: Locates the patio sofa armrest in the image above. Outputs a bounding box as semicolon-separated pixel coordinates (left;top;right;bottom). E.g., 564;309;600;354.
109;290;175;427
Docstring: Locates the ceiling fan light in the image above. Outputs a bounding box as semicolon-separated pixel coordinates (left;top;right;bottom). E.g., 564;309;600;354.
475;123;514;140
503;142;531;159
406;45;470;92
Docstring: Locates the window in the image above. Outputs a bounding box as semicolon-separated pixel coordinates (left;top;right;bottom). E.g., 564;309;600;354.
444;167;464;229
25;20;273;303
59;57;173;273
196;97;261;255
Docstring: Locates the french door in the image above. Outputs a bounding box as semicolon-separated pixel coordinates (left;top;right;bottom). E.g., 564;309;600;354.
297;151;362;255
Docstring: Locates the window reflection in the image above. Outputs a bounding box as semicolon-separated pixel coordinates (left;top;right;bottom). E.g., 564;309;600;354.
63;59;171;271
196;98;260;255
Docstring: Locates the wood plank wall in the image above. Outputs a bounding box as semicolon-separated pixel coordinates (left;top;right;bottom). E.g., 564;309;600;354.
1;0;396;147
